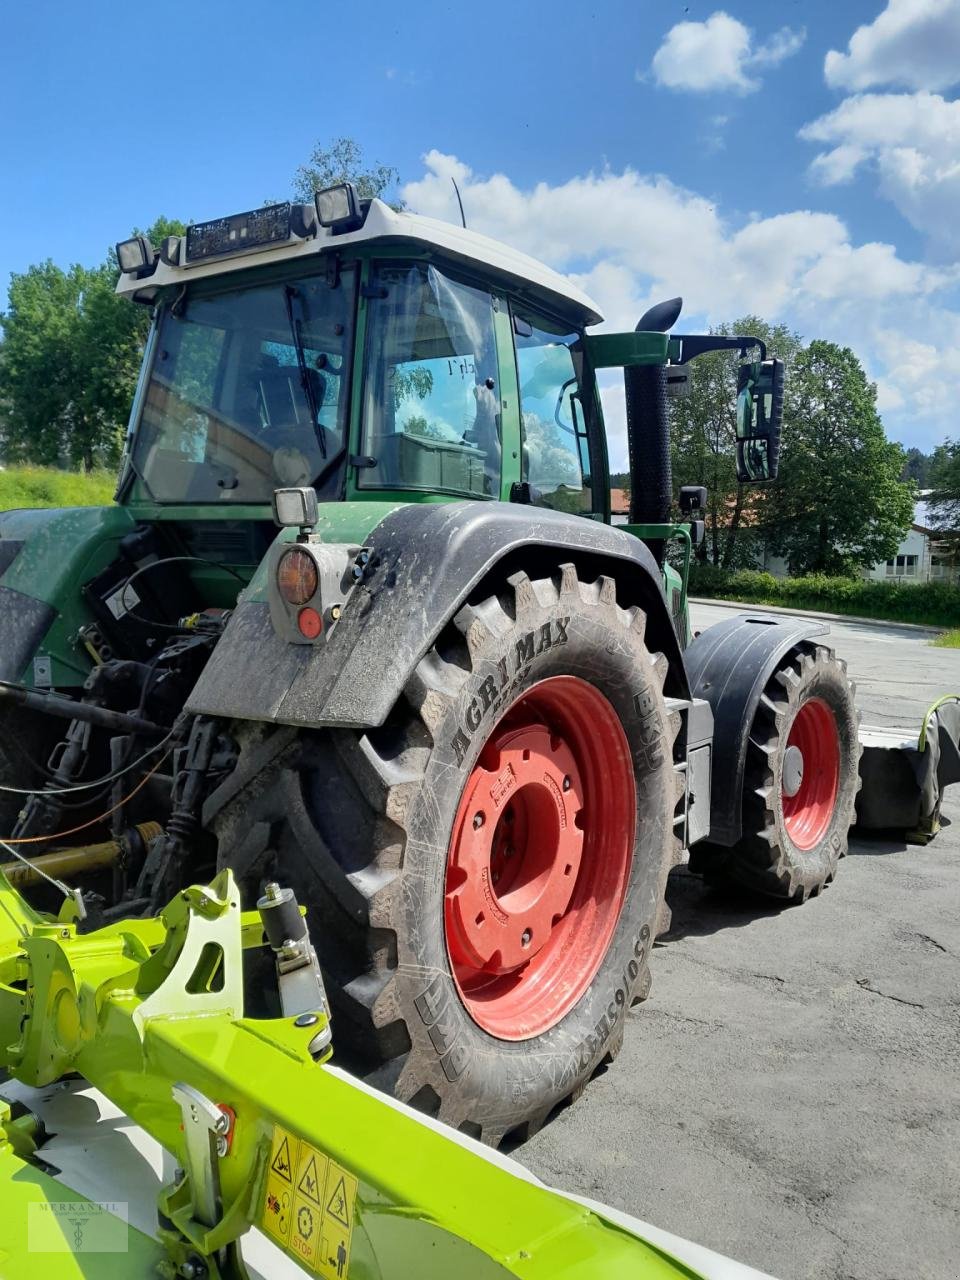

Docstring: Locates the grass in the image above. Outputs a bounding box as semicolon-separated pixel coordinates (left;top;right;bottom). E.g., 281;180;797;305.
688;564;960;630
0;466;116;511
932;629;960;648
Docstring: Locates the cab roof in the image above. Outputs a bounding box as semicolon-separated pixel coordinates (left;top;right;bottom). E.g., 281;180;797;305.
116;198;603;327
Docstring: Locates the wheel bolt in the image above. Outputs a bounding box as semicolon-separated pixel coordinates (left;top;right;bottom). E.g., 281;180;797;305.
473;812;485;829
562;775;571;791
521;928;532;947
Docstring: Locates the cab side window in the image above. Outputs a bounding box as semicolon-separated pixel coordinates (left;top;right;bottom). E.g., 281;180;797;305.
360;264;501;497
513;310;596;514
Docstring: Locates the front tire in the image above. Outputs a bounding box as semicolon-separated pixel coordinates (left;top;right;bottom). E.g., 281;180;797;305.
210;564;677;1142
707;641;860;901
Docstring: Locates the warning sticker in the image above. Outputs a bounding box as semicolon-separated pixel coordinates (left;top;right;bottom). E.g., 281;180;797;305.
259;1127;357;1278
317;1161;357;1279
262;1127;294;1246
105;582;140;620
290;1140;328;1269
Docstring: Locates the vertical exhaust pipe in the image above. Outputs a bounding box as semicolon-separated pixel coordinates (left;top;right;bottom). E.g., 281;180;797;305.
624;299;682;565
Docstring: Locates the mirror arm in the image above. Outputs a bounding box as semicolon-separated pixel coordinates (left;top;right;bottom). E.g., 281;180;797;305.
668;334;767;365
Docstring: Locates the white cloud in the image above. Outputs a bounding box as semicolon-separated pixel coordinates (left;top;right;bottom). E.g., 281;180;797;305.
824;0;960;92
799;242;948;299
870;313;960;423
401;152;958;459
801;91;960;254
751;25;807;69
649;12;805;95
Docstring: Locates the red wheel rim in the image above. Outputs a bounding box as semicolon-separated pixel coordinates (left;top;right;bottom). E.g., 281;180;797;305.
444;676;636;1040
781;697;840;850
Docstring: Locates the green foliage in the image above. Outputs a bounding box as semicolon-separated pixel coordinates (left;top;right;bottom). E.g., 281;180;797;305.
0;465;115;510
688;564;960;628
926;439;960;566
765;341;914;575
0;217;185;470
669;322;913;577
901;446;932;487
394;365;434;404
403;413;446;440
293;137;402;209
932;629;960;648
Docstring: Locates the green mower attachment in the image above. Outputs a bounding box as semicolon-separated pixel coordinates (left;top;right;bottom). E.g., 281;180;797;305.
0;865;772;1280
856;695;960;844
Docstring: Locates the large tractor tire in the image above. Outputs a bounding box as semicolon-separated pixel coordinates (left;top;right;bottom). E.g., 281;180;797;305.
706;641;860;902
209;565;677;1143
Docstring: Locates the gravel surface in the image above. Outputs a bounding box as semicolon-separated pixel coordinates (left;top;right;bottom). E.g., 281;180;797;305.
517;602;960;1280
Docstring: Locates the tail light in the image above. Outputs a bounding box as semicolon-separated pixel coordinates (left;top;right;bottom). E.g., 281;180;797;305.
277;548;319;605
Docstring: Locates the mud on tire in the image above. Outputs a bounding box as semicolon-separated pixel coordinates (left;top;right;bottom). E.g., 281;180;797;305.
208;564;677;1143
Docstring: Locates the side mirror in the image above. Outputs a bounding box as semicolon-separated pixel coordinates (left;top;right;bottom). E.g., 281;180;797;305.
735;358;784;483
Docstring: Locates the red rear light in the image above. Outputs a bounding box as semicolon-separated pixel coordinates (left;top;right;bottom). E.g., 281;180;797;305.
297;606;323;639
277;548;318;605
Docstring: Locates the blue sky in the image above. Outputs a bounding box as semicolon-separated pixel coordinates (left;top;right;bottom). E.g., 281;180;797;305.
3;0;959;465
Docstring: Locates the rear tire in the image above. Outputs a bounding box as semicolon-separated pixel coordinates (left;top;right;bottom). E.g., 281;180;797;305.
705;641;860;901
209;565;677;1142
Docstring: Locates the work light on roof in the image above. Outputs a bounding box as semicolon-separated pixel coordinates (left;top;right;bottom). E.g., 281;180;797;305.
315;182;363;233
116;235;155;275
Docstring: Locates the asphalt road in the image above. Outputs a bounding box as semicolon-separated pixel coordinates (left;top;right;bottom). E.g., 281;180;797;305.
517;601;960;1280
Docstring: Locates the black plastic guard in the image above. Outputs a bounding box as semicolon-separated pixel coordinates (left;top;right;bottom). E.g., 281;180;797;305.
186;500;687;728
685;612;828;846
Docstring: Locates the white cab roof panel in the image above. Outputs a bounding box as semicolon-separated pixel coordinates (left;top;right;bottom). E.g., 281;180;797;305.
116;198;603;325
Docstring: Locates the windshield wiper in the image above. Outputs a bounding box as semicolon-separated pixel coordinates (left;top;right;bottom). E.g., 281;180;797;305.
283;284;326;459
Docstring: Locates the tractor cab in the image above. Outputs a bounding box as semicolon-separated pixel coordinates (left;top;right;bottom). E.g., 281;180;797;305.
115;188;608;523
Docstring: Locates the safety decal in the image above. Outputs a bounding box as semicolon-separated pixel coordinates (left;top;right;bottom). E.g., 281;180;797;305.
260;1124;358;1277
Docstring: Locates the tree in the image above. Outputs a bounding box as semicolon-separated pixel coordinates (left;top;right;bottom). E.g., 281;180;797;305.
901;445;932;487
293;137;402;208
669;317;802;568
766;341;914;576
925;439;960;563
0;217;184;469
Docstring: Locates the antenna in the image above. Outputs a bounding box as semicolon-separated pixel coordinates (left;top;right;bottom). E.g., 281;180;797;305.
451;177;467;229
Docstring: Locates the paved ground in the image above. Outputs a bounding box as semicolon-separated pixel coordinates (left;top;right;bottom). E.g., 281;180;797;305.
517;602;960;1280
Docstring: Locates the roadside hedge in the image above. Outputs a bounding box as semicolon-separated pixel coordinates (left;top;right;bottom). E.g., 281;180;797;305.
0;466;115;511
688;565;960;628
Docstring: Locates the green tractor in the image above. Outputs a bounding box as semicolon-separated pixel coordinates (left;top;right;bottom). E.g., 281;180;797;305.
0;186;867;1142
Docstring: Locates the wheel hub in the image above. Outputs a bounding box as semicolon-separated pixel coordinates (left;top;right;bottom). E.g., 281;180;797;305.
781;697;840;850
782;744;804;798
445;724;584;973
444;676;637;1041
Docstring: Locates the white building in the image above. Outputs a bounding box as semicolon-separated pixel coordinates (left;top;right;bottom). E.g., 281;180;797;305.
864;497;957;585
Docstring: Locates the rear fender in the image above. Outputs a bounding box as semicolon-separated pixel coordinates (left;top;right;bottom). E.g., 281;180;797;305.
186;500;688;729
0;506;136;686
685;612;828;846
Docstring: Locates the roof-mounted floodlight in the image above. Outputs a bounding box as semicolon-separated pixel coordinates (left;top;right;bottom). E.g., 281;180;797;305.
315;182;363;233
116;236;156;275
